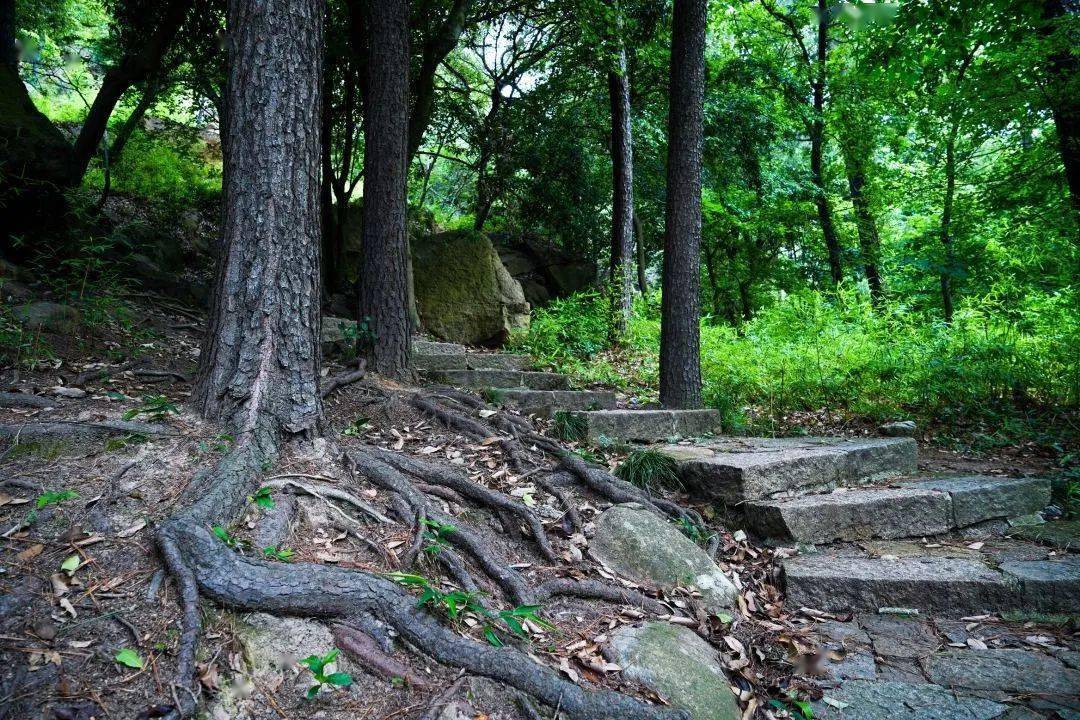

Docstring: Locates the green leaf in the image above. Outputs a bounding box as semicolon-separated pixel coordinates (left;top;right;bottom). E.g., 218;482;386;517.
115;648;143;669
306;683;322;699
483;626;503;647
325;672;352;687
60;554;80;574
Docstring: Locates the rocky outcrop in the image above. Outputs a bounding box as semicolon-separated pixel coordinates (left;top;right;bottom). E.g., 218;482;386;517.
412;231;530;346
490;233;596;307
12;301;81;333
590;503;737;613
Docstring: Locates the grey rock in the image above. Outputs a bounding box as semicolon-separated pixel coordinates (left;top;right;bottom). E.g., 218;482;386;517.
1001;557;1080;613
904;476;1051;528
414;339;466;355
783;555;1016;615
1009;520;1080;551
811;680;1004;720
51;387;87;399
321;316;357;356
859;615;941;659
996;707;1050;720
822;649;877;680
591;504;737;612
499;389;616;417
413;353;468;371
922;649;1080;697
240;613;348;677
572;409;720;443
816;619;871;646
746;487;952;543
423;368;569;391
661;437;917;504
879;420;918;437
13;301;80;333
466;353;532;370
0;277;31;301
605;622;739;720
874;658;928;683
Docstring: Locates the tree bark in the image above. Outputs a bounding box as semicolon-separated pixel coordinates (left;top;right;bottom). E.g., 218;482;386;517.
1042;0;1080;216
659;0;705;409
810;0;842;286
193;0;324;439
608;43;634;341
633;211;648;295
840;142;884;304
940;120;959;324
68;0;191;185
358;0;412;378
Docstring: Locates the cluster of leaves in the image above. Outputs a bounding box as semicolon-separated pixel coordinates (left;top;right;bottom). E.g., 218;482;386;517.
420;518;456;555
386;572;553;647
122;394;179;422
300;648;353;698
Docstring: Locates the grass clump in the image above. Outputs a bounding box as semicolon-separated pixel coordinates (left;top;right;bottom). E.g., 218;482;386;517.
551;410;587;442
614;449;681;493
480;386;506;405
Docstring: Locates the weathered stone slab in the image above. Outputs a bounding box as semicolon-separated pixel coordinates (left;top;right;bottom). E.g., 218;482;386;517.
571;409;720;443
605;622;739;720
465;353;532;370
858;615;941;659
414;353;469;371
590;504;737;612
746;487;951;543
783;555;1015;615
499;389;616;417
1001;558;1080;613
661;437;917;504
811;680;1005;720
922;649;1080;697
424;368;569;390
879;420;917;437
414;339;466;355
1009;519;1080;551
904;476;1050;528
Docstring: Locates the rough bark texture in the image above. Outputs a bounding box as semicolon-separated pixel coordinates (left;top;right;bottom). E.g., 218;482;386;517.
358;0;412;379
810;0;842;286
1042;0;1080;216
193;0;324;437
659;0;705;409
609;43;635;341
0;0;14;68
68;0;191;185
840;141;884;303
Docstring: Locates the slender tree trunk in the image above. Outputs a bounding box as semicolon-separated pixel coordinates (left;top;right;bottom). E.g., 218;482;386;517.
108;79;161;162
840;143;884;304
608;43;635;341
940;121;959;324
659;0;705;409
194;0;324;440
320;78;338;296
358;0;412;378
1042;0;1080;216
69;0;191;185
810;0;842;285
633;211;648;295
408;0;470;163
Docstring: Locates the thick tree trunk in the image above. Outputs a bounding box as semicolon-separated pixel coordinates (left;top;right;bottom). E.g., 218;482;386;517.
608;44;635;341
659;0;705;409
940;122;959;324
810;0;842;286
1042;0;1080;215
68;0;191;185
633;211;648;295
1;0;15;68
358;0;412;378
840;143;884;304
193;0;324;439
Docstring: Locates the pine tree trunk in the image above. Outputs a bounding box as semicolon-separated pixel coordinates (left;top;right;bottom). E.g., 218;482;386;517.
608;43;635;341
358;0;412;378
840;142;884;303
1042;0;1080;216
940;122;959;324
810;0;842;286
194;0;324;440
659;0;705;409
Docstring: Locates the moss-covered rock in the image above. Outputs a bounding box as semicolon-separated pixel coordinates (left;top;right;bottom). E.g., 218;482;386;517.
412;230;530;346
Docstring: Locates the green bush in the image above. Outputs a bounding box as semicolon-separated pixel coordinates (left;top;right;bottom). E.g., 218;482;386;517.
84;130;220;204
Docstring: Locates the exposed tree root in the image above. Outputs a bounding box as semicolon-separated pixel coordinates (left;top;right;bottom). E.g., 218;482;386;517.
331;622;433;689
263;476;395;524
0;392;57;409
0;419;176;441
320;364;367;398
535;578;668;615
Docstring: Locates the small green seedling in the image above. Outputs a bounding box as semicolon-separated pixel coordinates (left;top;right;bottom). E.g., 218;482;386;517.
114;648;144;669
248;486;275;509
420;518;456;555
675;516;714;545
769;695;813;719
300;648;352;699
341;417;370;437
122;394;179;422
36;489;78;509
212;525;244;549
262;546;295;562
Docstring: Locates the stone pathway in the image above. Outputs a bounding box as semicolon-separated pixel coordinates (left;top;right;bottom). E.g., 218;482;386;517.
408;339;1079;719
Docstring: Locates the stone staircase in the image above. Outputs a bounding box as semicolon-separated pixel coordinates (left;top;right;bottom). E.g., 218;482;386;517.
414;340;1077;617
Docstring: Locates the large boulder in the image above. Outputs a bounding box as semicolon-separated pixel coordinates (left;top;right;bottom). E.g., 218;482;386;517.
589;503;738;613
605;622;740;720
412;231;530;346
13;302;81;334
490;233;596;307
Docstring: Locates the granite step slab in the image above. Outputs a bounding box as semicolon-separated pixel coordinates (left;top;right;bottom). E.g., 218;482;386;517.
658;436;917;505
464;353;533;371
499;389;617;417
423;368;569;390
567;409;720;443
900;476;1050;529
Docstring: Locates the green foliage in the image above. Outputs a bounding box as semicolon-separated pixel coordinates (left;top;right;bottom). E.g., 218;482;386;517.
247;486;275;510
420;518;456;555
675;517;713;545
36;489;78;509
341;417;370;437
551;410;587;442
84;130;221;205
480;387;506;405
212;525;243;549
615;449;681;493
114;647;144;670
300;648;353;699
122;395;179;422
262;546;295;562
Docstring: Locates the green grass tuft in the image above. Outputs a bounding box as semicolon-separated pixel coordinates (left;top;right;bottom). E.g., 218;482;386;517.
552;410;587;442
615;449;681;493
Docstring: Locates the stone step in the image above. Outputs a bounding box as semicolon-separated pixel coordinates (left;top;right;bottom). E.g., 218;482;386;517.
746;476;1050;543
414;352;534;372
413;339;465;355
499;389;617;417
422;368;568;391
658;436;917;505
783;551;1080;615
568;409;720;443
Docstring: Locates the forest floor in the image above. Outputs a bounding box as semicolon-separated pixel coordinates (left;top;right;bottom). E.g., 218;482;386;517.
0;295;1074;720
